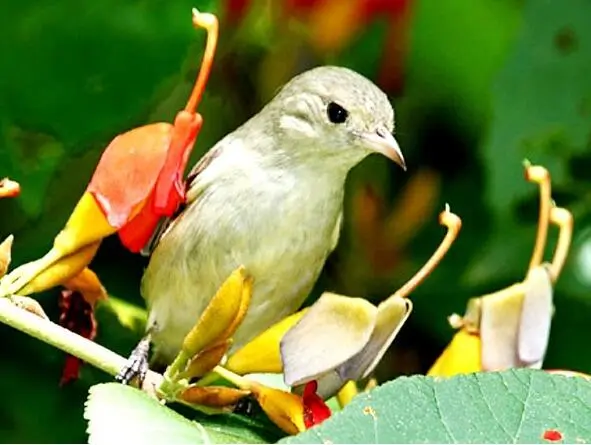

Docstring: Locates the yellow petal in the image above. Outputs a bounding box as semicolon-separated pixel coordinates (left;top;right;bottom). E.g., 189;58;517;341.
63;267;108;306
180;385;250;408
55;192;117;251
9;295;49;320
182;266;253;357
226;309;308;375
0;235;14;278
250;383;305;435
182;340;232;380
281;292;377;388
336;380;359;408
427;329;482;377
217;271;253;342
18;243;101;296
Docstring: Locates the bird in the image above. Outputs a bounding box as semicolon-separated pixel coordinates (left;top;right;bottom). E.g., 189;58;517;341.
118;65;406;380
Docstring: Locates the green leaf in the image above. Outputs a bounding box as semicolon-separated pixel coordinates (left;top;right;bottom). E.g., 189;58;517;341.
282;369;591;444
85;384;208;444
84;383;270;444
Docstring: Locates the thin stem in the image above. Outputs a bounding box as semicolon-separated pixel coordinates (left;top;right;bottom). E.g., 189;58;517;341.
548;206;573;282
212;365;252;390
160;350;191;395
524;161;551;272
185;9;219;113
395;204;461;298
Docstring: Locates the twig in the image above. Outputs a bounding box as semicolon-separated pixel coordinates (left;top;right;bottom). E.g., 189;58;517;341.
0;297;163;390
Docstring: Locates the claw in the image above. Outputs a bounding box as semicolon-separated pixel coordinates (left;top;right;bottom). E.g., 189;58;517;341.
116;334;151;386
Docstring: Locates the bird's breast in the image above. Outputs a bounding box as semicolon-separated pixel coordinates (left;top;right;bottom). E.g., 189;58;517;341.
142;163;344;362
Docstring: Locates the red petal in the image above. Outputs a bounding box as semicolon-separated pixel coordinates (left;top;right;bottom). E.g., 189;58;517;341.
117;195;162;253
152;111;202;216
86;123;173;229
118;112;202;253
302;381;331;429
58;290;98;384
60;355;82;386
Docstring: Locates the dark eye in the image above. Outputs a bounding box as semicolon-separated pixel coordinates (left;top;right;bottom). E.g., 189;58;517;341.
327;102;348;124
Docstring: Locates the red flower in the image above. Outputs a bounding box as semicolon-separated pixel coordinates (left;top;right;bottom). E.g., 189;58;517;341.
302;380;331;429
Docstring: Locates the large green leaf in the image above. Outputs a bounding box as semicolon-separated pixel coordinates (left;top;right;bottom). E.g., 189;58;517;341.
84;383;271;444
283;369;591;444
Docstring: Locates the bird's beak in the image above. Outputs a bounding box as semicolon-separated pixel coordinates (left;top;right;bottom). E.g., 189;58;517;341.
362;128;406;171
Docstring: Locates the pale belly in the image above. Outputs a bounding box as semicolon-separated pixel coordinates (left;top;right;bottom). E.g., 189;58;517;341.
141;173;343;363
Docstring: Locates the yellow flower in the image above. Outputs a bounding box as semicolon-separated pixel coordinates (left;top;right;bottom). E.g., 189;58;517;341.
428;163;573;377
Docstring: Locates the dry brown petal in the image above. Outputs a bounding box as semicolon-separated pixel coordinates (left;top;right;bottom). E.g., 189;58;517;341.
10;295;49;320
181;340;231;380
180;385;251;407
250;383;305;435
63;267;108;306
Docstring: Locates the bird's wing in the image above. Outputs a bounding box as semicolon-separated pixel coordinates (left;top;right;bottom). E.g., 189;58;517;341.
140;145;223;257
185;145;223;204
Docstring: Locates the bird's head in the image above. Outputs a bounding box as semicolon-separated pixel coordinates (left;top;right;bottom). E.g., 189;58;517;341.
261;65;405;172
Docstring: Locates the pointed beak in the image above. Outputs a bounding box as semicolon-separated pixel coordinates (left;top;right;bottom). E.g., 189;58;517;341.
362;128;406;171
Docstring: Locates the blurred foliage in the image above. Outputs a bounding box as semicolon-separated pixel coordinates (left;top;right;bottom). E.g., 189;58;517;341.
1;0;591;442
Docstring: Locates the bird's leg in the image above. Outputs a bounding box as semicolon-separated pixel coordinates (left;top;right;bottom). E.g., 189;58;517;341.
116;330;153;386
0;193;116;297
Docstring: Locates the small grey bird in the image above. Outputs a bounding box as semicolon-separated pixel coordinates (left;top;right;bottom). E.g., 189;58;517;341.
118;65;405;380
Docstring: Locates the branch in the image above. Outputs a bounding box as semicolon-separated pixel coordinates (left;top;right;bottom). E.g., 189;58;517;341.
0;297;163;390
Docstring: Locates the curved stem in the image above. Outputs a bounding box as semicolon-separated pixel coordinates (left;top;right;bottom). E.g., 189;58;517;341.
185;9;219;113
395;204;461;298
524;161;551;272
548;206;573;282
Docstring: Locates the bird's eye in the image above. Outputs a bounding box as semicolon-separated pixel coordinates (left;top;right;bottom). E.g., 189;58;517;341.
327;102;348;124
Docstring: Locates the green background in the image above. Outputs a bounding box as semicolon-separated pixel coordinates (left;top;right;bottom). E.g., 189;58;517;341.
1;0;591;441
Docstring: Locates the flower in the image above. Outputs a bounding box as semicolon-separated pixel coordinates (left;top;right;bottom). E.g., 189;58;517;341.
279;205;460;399
428;163;573;377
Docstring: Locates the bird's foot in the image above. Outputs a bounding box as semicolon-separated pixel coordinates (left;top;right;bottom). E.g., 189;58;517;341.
116;334;151;386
